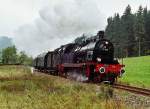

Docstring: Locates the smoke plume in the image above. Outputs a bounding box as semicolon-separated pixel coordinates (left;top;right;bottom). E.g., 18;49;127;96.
13;0;105;57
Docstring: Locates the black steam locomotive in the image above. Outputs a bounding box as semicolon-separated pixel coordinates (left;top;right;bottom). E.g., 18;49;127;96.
33;31;125;84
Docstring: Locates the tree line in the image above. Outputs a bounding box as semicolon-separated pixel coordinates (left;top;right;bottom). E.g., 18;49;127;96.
0;46;33;65
105;5;150;57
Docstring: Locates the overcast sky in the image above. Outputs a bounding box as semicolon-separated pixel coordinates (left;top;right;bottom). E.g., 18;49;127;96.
0;0;149;56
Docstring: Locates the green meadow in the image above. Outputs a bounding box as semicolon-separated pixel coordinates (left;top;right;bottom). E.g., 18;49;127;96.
120;56;150;88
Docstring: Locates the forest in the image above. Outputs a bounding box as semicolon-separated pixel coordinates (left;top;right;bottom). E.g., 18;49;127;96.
105;5;150;57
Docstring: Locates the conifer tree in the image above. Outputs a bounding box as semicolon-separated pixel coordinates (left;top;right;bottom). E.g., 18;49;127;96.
121;5;135;57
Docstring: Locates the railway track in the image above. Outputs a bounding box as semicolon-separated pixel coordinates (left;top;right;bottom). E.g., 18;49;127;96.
113;83;150;97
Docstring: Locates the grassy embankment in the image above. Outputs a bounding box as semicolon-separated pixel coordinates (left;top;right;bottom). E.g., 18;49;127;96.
0;65;128;109
0;58;149;109
0;65;31;78
120;56;150;88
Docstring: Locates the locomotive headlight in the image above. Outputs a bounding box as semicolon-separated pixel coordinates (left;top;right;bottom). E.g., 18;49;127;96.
105;41;108;44
120;68;125;74
119;68;125;77
99;67;105;73
97;58;101;62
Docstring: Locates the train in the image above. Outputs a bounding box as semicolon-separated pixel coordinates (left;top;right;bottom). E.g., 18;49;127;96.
33;31;125;84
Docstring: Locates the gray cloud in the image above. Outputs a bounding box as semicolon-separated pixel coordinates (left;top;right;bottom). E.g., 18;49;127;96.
13;0;105;57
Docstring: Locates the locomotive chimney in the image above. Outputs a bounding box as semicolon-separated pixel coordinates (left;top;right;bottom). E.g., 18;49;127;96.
97;31;104;39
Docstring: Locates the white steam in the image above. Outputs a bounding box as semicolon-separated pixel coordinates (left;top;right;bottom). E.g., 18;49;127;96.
13;0;105;57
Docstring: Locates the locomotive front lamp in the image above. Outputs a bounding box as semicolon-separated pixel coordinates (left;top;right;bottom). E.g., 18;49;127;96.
97;57;101;62
105;41;108;44
119;68;125;77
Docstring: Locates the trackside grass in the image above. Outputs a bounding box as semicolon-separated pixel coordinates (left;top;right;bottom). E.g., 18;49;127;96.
120;56;150;88
0;65;31;78
0;65;149;109
0;65;128;109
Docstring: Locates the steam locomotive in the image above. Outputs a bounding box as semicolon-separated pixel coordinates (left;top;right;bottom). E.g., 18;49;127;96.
33;31;125;84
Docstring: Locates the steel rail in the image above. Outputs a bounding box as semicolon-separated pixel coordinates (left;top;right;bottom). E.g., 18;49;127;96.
113;83;150;97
